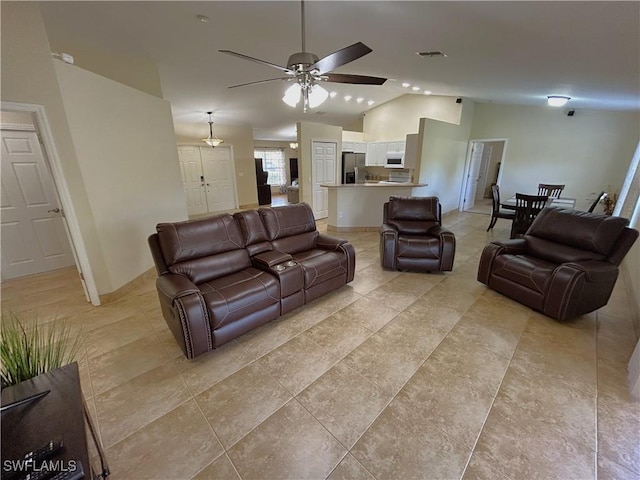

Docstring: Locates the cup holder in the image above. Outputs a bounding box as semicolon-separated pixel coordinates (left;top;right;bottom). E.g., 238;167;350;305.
285;260;297;267
275;264;286;272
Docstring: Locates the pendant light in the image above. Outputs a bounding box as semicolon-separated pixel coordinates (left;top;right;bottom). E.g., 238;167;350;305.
202;111;223;147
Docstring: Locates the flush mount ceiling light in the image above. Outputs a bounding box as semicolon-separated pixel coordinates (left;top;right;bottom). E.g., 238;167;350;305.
547;95;570;107
402;82;411;88
202;111;223;147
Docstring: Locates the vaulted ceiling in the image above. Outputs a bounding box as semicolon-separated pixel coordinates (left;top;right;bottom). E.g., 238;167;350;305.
39;1;640;140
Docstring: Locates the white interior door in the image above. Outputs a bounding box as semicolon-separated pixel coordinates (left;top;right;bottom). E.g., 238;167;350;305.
475;145;493;199
201;146;237;213
463;142;484;210
1;130;75;280
177;146;207;216
312;141;337;219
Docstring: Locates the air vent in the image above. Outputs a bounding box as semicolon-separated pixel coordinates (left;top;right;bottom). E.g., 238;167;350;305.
417;51;447;58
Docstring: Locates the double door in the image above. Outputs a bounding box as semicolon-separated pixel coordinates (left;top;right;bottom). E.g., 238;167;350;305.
177;145;237;216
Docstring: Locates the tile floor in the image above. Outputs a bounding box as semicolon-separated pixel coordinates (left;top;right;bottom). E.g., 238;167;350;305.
2;211;639;480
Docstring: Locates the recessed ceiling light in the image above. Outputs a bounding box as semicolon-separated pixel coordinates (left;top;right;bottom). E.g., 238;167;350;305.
367;100;375;106
197;14;209;23
356;97;364;103
547;95;570;107
344;95;352;101
402;82;411;88
329;91;337;98
423;90;432;95
412;86;420;91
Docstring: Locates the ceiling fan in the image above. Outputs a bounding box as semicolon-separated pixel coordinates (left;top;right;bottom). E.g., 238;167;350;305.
219;0;386;112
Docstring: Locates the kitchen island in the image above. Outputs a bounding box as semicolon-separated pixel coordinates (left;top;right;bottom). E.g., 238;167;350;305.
321;182;427;231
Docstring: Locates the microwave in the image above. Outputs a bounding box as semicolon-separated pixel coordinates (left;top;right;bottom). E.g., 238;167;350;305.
384;152;405;168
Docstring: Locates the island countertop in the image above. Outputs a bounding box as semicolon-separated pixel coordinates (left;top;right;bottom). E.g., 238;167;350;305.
320;182;428;231
321;182;426;188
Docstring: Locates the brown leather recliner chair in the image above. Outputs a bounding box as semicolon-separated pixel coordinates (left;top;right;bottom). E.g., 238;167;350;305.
380;196;455;272
478;207;638;321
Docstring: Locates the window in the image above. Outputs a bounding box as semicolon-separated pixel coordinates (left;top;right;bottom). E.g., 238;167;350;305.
254;148;286;186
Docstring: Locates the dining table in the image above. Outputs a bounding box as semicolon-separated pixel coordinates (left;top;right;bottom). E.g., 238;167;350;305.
501;195;576;210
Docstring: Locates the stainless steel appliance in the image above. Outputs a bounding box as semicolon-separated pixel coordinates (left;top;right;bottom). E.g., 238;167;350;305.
342;153;366;184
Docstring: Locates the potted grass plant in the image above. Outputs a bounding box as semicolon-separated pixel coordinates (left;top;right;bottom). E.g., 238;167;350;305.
1;311;80;388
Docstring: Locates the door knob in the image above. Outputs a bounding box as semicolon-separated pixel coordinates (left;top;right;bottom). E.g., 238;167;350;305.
48;208;61;214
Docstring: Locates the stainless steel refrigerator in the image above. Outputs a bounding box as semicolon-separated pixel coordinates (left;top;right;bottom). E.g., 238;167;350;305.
342;153;366;184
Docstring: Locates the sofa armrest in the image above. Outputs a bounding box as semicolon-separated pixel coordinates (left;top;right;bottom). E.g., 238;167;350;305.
156;274;212;359
380;223;398;270
252;250;292;269
315;233;347;251
428;226;456;271
544;260;620;321
491;238;529;254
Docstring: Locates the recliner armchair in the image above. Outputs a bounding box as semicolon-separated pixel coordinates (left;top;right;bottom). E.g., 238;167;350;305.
478;207;638;321
380;196;455;272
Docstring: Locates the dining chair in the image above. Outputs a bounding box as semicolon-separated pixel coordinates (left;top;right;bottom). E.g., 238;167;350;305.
588;191;607;213
537;183;565;198
510;193;548;238
487;185;515;231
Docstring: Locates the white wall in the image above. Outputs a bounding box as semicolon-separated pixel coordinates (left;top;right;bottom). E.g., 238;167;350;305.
54;61;187;293
412;102;475;213
363;94;463;142
470;104;640;210
297;122;342;205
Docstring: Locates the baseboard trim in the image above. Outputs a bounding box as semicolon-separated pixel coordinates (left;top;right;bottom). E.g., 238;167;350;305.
327;226;380;233
98;267;156;305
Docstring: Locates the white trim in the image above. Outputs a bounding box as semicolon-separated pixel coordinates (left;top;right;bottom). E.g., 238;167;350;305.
1;101;101;306
0;122;36;132
459;138;508;211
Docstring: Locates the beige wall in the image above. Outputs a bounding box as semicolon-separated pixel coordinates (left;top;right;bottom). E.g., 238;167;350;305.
54;61;186;293
297;122;343;205
1;2;108;298
363;94;463;142
470;104;640;211
412;101;475;213
44;40;163;98
174;122;258;208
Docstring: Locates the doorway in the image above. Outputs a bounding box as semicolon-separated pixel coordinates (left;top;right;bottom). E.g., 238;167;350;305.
311;141;337;219
177;145;238;216
460;139;507;214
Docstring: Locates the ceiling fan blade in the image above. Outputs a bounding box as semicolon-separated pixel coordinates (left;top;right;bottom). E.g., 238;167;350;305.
228;77;291;89
219;50;294;74
324;73;387;85
311;42;373;75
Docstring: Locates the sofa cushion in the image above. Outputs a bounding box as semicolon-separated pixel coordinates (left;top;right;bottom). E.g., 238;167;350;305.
388;196;439;222
157;214;244;265
491;254;556;294
397;235;441;259
170;249;251;284
526;236;606;265
260;203;317;240
234;210;272;256
199;267;280;330
527;208;629;256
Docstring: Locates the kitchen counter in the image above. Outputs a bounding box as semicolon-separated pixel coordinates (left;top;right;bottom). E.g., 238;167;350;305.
321;182;428;231
320;182;426;188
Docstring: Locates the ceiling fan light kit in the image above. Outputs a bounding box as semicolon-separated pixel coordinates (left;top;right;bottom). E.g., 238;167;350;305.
220;0;386;112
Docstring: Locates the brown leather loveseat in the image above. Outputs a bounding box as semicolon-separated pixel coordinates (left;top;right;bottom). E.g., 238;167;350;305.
478;207;638;321
148;203;355;359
